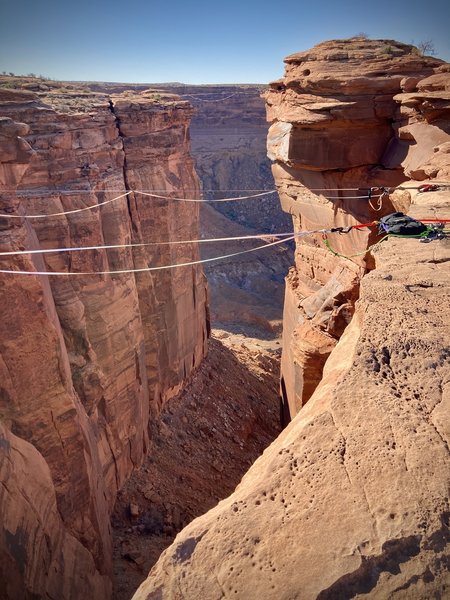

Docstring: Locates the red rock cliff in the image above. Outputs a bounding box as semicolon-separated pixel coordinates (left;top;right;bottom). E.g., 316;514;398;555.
132;39;450;600
0;85;208;598
265;38;448;416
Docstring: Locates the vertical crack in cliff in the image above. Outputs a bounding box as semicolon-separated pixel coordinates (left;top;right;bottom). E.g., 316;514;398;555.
108;99;138;236
105;421;121;492
50;410;66;453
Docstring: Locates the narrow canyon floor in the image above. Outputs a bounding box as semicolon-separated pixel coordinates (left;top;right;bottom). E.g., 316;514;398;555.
112;329;282;599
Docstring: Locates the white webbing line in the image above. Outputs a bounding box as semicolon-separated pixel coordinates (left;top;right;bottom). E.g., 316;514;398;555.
11;188;276;196
0;232;301;257
136;190;277;202
0;190;277;218
0;235;297;276
180;92;242;102
325;195;381;200
7;187;387;194
0;191;132;219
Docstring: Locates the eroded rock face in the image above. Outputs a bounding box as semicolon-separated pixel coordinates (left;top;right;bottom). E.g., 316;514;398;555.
132;195;450;600
0;85;208;598
133;40;450;600
88;82;294;338
265;38;449;415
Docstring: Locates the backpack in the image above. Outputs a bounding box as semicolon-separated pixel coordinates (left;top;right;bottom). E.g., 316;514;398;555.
378;212;428;236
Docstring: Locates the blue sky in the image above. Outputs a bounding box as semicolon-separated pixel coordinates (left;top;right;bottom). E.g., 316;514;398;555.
1;0;449;84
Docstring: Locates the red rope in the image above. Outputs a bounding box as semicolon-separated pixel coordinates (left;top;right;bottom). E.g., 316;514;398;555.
352;221;378;229
419;218;450;223
350;218;450;231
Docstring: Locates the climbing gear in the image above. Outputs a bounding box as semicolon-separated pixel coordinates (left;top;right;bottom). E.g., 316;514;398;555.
418;184;439;193
322;234;389;259
323;213;450;262
329;226;353;234
378;212;429;237
418;222;448;243
368;187;390;211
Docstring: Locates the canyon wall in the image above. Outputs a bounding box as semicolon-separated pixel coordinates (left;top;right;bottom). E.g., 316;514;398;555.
265;38;447;417
89;82;294;336
0;84;208;598
133;39;450;599
167;85;294;335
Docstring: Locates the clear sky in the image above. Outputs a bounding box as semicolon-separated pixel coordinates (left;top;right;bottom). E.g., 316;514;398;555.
1;0;449;84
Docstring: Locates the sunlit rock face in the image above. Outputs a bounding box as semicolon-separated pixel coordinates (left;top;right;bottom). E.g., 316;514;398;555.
0;84;208;598
132;40;450;600
84;82;295;336
265;38;448;415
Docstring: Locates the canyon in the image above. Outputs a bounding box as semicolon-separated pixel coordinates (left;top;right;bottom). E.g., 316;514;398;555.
88;81;293;336
1;36;449;600
133;39;450;599
184;84;293;336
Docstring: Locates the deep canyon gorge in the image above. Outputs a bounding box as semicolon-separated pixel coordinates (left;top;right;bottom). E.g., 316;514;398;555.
1;37;450;600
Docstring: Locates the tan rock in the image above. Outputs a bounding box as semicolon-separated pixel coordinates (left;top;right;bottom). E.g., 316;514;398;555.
134;38;450;600
264;39;450;410
133;200;450;600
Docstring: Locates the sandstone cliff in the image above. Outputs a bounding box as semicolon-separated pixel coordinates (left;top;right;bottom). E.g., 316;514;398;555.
132;39;450;599
0;83;208;598
183;85;293;334
88;82;293;337
265;38;448;416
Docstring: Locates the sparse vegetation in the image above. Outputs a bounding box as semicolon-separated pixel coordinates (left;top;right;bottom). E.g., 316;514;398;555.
382;45;393;55
417;40;436;56
411;40;436;57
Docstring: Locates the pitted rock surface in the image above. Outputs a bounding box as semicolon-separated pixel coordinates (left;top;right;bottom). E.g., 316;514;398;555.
133;39;450;600
132;198;450;600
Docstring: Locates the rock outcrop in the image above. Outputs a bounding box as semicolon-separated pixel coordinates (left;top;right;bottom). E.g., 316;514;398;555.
265;38;448;415
0;83;208;598
133;39;450;599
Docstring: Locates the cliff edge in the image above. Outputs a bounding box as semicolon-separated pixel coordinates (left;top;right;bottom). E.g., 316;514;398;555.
0;84;208;598
132;39;450;599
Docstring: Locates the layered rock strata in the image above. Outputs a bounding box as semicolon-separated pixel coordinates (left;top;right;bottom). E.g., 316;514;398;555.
265;38;448;416
0;84;208;598
88;82;294;336
133;39;450;599
160;85;294;335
